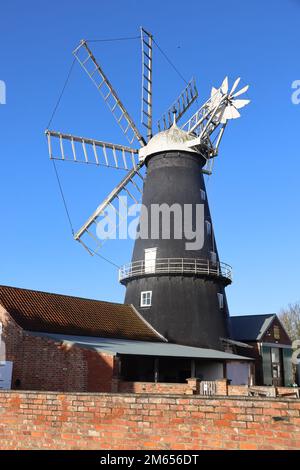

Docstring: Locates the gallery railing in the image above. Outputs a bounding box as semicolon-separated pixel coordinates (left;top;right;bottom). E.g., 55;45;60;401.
119;258;232;283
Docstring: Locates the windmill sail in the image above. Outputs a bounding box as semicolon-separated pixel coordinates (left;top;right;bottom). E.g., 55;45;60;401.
182;77;250;152
157;78;198;131
140;28;153;142
46;130;139;171
73;40;146;147
46;29;250;261
74;163;145;253
181;91;222;136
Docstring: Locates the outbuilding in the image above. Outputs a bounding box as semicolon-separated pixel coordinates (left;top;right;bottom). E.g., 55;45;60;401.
0;285;251;391
231;314;294;386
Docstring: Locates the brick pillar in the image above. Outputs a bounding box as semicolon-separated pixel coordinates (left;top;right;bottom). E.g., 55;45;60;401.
216;379;228;396
186;378;199;395
111;356;120;393
111;377;119;393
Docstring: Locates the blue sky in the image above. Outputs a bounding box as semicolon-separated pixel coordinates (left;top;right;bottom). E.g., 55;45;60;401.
0;0;299;315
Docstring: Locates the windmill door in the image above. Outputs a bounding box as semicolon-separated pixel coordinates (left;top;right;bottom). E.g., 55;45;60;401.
144;248;157;274
0;361;13;390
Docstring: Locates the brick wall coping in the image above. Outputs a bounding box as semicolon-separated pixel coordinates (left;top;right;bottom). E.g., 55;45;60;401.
1;389;299;403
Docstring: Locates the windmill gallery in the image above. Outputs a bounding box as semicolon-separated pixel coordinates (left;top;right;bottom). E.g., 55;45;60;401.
0;28;295;394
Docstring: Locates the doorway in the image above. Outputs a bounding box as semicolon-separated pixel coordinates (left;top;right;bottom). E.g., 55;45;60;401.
271;348;283;386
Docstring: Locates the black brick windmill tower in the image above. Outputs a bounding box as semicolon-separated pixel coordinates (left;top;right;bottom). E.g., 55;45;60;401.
46;28;250;350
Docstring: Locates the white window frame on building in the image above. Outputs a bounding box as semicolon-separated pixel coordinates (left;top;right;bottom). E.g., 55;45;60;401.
271;347;281;381
217;293;224;309
140;291;152;307
144;247;157;274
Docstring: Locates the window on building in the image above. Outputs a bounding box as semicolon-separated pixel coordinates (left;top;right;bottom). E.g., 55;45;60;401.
262;346;272;386
210;251;217;264
217;293;224;309
206;220;212;236
271;347;281;382
271;347;280;364
144;248;157;274
200;189;206;201
273;325;280;340
283;348;294;386
140;291;152;307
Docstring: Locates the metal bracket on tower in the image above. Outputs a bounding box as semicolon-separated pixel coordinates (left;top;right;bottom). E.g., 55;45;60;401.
140;28;153;142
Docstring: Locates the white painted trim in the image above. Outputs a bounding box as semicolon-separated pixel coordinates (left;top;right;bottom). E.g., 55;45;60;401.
263;342;292;350
130;305;168;343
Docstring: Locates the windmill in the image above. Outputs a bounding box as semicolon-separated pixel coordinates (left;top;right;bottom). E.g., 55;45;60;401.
46;28;250;349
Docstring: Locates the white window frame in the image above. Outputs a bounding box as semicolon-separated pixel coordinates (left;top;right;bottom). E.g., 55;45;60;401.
140;291;152;307
217;293;224;309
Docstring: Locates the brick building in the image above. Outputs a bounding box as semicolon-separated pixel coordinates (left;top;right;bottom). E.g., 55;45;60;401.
0;285;251;392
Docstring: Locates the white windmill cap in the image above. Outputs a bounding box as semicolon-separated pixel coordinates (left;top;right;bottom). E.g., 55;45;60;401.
139;121;198;162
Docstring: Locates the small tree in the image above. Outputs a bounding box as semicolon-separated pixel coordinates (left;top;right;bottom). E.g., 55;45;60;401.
279;302;300;341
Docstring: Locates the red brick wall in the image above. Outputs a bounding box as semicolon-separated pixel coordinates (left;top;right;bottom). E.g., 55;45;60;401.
118;379;197;395
118;380;299;398
0;306;115;393
228;385;249;396
0;391;300;450
82;349;115;393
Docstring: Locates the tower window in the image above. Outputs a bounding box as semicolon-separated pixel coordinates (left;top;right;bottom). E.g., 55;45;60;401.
210;251;217;264
217;293;224;309
206;220;212;236
200;189;206;201
141;291;152;307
